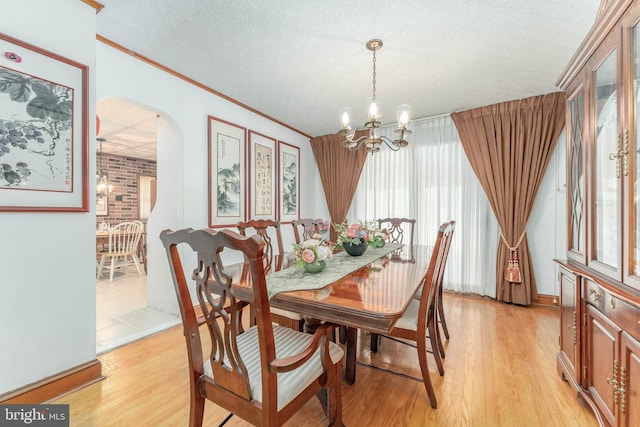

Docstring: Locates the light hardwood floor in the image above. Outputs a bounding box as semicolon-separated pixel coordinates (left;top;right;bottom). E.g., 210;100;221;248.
54;293;597;426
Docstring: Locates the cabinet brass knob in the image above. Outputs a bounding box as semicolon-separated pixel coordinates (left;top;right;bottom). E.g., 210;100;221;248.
588;288;602;302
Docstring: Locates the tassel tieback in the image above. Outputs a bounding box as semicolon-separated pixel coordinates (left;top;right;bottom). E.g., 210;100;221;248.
500;230;526;284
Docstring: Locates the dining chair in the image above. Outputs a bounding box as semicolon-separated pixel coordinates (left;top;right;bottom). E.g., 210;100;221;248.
366;221;452;408
97;220;145;282
407;219;456;359
237;219;305;331
377;217;416;245
377;217;417;264
291;218;323;244
436;221;456;347
160;228;343;427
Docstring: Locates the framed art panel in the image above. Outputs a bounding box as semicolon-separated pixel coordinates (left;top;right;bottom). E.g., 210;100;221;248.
208;116;247;227
0;33;89;212
278;141;299;223
96;196;108;216
248;130;276;221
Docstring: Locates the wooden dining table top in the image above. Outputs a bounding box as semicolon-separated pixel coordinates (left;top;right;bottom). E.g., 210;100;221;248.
230;244;432;335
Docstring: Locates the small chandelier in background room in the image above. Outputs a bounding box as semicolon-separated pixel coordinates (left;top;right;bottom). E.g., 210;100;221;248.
338;39;411;154
96;137;114;199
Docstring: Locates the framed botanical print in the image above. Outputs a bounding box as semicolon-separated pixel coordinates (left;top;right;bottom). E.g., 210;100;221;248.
208;116;247;227
248;130;276;220
0;32;89;211
278;141;299;223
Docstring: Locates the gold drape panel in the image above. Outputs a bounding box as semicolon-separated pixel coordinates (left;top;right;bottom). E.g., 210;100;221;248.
451;92;566;305
310;132;368;242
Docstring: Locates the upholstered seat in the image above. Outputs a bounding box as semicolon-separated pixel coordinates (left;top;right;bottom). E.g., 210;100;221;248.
205;325;343;411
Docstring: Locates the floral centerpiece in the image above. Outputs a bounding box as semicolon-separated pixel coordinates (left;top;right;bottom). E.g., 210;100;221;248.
292;234;333;273
334;221;389;256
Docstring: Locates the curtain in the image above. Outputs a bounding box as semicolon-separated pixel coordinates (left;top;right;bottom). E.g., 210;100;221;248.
350;115;498;297
310;132;368;242
451;92;566;305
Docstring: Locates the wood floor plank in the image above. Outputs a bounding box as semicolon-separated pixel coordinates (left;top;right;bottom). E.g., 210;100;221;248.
52;293;598;426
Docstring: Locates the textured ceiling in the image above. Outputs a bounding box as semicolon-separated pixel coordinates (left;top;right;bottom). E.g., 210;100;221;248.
95;0;602;158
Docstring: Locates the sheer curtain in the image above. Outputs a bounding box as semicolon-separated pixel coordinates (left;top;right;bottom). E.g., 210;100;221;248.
349;115;498;296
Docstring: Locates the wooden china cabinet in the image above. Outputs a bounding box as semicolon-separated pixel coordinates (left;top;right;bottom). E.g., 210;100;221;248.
555;0;640;426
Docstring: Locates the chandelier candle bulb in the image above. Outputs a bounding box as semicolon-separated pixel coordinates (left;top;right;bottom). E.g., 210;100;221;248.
339;107;352;129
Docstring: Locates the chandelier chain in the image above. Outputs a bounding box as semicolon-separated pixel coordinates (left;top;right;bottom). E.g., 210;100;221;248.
372;49;377;99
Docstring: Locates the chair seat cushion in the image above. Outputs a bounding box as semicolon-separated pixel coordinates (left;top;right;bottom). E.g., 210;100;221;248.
394;299;420;332
205;324;343;410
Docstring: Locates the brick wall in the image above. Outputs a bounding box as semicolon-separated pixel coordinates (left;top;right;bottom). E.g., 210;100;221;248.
96;153;157;227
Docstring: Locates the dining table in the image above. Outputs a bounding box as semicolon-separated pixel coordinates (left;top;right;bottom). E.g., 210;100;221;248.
226;243;433;384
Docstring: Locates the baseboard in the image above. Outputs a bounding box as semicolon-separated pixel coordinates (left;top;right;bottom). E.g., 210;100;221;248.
0;359;103;404
533;293;559;307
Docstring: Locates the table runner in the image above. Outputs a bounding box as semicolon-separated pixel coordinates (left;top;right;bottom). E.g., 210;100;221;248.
266;243;403;299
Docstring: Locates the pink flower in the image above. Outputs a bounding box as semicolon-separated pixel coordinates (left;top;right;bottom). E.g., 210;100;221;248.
312;233;323;240
353;224;362;231
302;249;316;263
346;228;357;238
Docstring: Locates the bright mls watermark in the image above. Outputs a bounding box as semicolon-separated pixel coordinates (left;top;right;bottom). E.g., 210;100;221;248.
0;405;69;426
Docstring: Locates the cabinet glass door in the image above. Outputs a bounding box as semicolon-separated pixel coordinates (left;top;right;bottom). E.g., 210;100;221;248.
593;49;620;274
568;86;585;260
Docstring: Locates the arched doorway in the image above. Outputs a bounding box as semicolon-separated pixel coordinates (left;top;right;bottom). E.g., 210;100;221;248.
95;97;180;354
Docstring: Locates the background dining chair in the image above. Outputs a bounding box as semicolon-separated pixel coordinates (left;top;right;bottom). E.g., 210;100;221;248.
97;220;145;282
365;221;452;409
291;218;322;244
160;228;343;427
237;219;305;331
377;217;416;263
377;217;416;245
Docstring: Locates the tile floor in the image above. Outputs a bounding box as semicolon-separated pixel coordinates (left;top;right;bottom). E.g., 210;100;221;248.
96;268;180;355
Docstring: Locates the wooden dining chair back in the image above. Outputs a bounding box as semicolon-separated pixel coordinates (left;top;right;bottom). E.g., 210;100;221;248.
160;228;343;427
237;219;304;331
377;217;416;263
97;220;144;282
237;219;285;274
368;221;451;409
436;220;456;346
377;217;416;245
291;218;322;244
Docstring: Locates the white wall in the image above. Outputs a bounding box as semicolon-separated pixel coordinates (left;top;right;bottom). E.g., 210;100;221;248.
0;0;97;395
528;131;567;297
96;42;324;316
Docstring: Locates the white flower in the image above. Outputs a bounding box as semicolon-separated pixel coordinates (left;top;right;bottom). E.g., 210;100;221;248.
316;245;329;261
302;239;320;249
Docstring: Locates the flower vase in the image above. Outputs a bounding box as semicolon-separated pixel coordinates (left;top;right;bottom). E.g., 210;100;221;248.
303;260;326;274
342;241;368;256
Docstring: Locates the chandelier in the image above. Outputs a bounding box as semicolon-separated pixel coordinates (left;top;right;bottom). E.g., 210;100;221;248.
338;39;412;154
96;137;113;199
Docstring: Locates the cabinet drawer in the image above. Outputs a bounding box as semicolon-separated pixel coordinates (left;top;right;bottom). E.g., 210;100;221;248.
606;295;640;342
584;280;640;342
